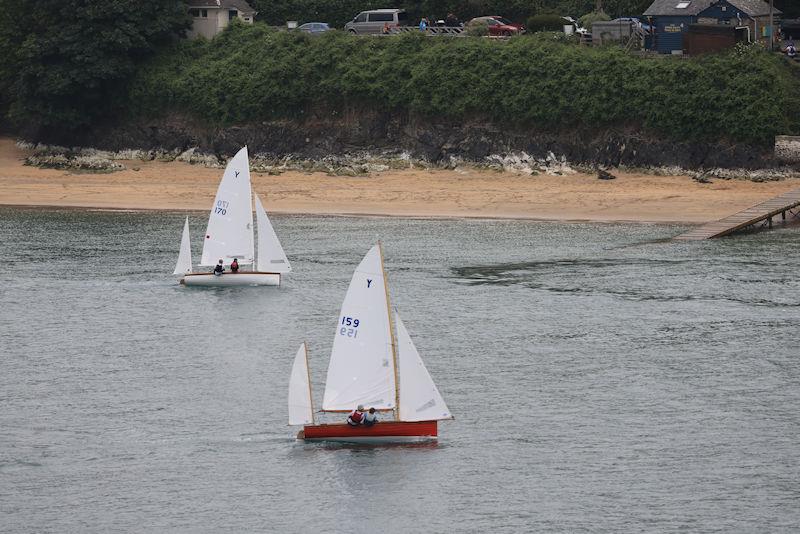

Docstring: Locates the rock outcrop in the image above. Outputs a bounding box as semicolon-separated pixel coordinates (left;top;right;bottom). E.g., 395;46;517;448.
26;108;790;171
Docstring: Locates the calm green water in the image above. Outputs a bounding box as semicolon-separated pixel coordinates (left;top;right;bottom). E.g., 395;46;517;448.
1;207;799;532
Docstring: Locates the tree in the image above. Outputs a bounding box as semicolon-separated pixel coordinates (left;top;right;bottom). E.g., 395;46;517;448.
0;0;190;138
774;0;800;19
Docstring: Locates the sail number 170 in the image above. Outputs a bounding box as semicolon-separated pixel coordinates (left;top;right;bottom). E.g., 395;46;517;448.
215;200;229;215
340;316;360;338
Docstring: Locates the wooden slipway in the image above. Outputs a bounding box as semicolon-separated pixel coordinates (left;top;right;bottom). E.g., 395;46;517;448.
675;188;800;241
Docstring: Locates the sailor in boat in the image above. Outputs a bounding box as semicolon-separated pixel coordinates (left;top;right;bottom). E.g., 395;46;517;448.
363;407;378;427
230;258;239;273
346;405;365;426
213;259;224;276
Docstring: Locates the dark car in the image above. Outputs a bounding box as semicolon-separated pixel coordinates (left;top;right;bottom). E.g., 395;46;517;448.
467;16;525;36
297;22;331;34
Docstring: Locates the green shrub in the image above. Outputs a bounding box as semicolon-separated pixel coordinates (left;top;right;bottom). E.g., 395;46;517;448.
125;24;799;145
464;22;489;37
526;15;566;33
578;11;611;31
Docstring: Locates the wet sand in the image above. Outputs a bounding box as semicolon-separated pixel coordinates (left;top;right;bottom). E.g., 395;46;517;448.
2;137;798;223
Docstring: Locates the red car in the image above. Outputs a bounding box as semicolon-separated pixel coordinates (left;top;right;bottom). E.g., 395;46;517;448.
467;16;526;36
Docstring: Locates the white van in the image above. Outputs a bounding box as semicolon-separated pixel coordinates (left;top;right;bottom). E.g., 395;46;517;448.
344;9;410;34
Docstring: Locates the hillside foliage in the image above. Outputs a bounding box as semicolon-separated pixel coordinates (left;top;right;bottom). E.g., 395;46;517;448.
0;0;190;133
127;24;799;146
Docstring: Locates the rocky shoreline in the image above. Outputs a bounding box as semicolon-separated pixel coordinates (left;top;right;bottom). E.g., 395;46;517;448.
20;140;799;183
15;109;800;181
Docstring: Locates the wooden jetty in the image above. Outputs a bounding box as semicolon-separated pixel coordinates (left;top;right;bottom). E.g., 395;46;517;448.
675;187;800;241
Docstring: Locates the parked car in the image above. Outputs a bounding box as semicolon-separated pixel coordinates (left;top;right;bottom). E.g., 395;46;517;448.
344;9;410;35
466;16;525;36
297;22;331;34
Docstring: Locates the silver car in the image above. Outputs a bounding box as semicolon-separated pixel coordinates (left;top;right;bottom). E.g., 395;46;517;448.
297;22;331;34
344;9;409;35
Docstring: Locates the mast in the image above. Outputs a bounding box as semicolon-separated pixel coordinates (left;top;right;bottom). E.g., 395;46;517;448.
249;151;256;272
378;241;400;420
304;342;316;425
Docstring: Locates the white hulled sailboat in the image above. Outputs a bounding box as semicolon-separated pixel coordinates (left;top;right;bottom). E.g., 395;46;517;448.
173;146;291;286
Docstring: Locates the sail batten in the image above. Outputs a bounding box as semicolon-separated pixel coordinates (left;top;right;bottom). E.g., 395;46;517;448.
200;146;255;266
321;245;396;412
255;194;291;273
173;217;193;275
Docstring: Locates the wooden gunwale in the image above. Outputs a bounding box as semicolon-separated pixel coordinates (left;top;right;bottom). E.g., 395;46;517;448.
183;271;281;276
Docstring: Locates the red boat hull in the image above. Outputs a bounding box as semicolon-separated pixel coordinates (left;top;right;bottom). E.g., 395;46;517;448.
300;420;438;443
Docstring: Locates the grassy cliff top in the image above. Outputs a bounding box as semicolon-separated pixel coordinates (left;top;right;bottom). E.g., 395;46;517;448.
127;25;799;146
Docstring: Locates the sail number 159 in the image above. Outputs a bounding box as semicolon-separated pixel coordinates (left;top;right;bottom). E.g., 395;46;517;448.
340;316;360;338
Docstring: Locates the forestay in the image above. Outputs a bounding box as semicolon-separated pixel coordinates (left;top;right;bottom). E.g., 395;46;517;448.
322;245;396;411
200;146;255;266
396;313;452;422
173;216;193;275
255;194;291;273
288;343;314;426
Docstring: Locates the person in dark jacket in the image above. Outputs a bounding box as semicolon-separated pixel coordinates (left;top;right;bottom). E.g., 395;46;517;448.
213;259;224;275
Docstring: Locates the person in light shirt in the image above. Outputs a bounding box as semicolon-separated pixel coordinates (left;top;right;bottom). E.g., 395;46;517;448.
363;407;378;427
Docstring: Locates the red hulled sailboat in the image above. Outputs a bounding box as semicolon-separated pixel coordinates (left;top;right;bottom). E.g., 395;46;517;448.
287;243;452;444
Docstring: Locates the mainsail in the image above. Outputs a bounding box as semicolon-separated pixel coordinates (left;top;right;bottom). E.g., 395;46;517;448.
322;245;396;411
396;313;452;422
288;343;314;426
254;194;291;273
173;216;193;275
200;146;255;266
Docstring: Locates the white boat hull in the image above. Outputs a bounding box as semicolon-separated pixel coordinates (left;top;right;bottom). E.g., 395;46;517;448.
180;272;281;286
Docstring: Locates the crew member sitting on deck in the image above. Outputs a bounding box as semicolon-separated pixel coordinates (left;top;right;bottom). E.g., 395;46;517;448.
230;258;239;273
213;259;224;276
363;407;378;427
346;405;365;426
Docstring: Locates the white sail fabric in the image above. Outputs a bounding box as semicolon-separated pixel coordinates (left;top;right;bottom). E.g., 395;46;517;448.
254;194;291;273
396;313;452;422
322;245;396;411
200;146;255;266
288;343;314;426
173;216;193;275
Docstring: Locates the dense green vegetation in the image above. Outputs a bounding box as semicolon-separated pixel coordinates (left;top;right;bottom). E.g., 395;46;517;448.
127;23;799;145
526;15;568;32
0;0;190;134
776;0;800;19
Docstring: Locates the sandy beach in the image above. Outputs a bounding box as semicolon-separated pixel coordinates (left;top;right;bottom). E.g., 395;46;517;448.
2;137;798;223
